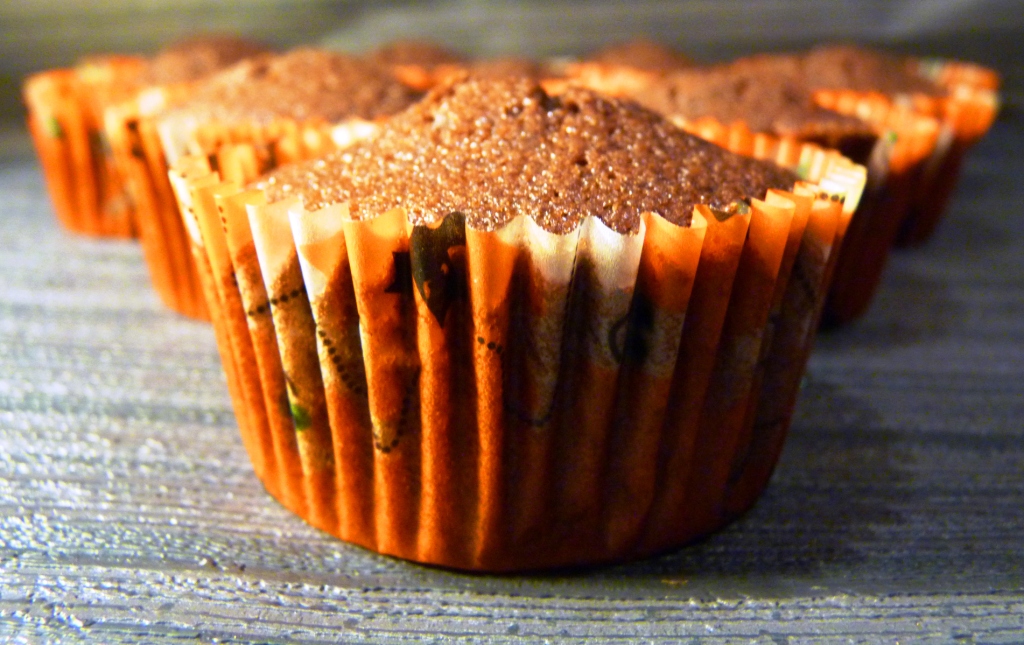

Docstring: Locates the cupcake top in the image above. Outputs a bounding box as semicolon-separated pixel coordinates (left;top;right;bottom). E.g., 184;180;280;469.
585;38;693;72
256;76;797;233
367;39;466;69
138;34;271;87
427;56;562;87
628;57;878;142
165;48;424;125
801;45;943;96
463;56;554;80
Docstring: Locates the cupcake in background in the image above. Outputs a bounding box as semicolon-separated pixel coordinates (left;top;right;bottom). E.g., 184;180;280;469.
121;47;424;320
100;34;272;319
800;44;999;245
23;54;145;237
366;39;466;90
154;48;423;170
23;35;275;240
369;38;564;89
169;76;865;571
566;54;939;325
557;38;694;98
585;38;694;71
438;56;564;85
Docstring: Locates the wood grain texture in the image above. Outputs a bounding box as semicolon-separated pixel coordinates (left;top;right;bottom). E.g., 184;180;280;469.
1;105;1023;642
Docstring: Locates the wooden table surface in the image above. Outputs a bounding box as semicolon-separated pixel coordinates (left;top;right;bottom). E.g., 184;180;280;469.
1;98;1023;642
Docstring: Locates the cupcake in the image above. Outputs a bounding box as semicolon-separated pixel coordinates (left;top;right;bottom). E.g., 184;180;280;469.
119;47;423;320
154;48;423;170
23;35;279;239
24;54;145;237
557;38;694;99
445;56;561;83
801;44;1000;245
617;57;881;160
567;55;939;325
366;39;467;91
99;35;272;319
584;38;694;72
169;77;864;571
368;39;562;90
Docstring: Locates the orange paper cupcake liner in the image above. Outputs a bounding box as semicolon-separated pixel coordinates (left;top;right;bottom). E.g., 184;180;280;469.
104;85;209;318
917;58;1001;94
170;147;864;571
107;96;379;319
23;62;141;238
673;113;924;326
809;91;942;323
550;62;662;99
814;66;999;246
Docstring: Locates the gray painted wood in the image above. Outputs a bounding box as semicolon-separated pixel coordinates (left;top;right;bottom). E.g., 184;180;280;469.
1;104;1023;643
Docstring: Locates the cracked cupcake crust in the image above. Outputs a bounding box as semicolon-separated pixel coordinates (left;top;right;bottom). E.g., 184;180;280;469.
138;34;271;87
628;58;878;143
164;48;425;125
584;39;693;73
255;76;798;234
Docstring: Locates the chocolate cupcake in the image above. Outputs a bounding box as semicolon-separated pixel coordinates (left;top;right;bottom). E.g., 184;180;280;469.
585;38;694;72
97;35;272;319
155;48;422;166
134;34;270;88
119;47;422;320
567;54;941;325
366;39;467;91
169;77;864;571
623;58;880;161
801;44;1000;245
369;40;561;90
560;38;694;98
23;35;274;240
24;55;145;237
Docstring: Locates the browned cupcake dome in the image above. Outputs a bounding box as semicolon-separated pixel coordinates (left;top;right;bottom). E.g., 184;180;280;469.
629;59;879;158
138;34;272;87
367;39;466;69
585;38;693;72
463;57;552;81
802;44;943;96
257;76;798;233
167;48;424;125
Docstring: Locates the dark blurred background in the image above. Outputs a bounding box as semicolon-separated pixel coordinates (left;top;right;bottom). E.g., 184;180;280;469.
2;0;1022;138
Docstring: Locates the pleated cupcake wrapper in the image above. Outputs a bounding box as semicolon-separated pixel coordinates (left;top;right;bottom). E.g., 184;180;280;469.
112;106;378;319
806;91;943;323
170;147;864;571
169;167;306;519
23;65;139;238
388;64;444;92
104;84;210;318
549;62;664;99
721;183;849;518
903;81;999;244
388;61;565;94
814;69;999;246
54;56;143;236
916;58;1001;93
672;112;924;325
156;111;379;168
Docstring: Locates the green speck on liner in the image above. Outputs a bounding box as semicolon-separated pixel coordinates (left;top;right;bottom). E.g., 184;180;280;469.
795;159;811;180
289;400;311;432
46;116;64;139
